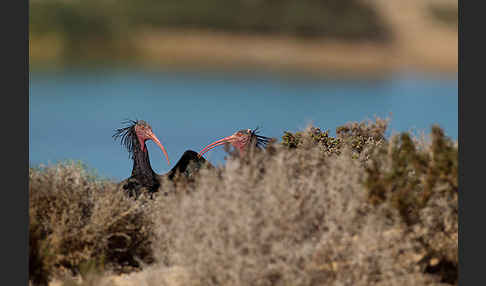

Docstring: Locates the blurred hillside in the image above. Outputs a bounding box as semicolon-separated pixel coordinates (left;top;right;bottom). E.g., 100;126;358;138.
30;0;457;75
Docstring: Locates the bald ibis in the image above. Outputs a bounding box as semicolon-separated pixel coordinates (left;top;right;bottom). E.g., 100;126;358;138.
198;128;273;158
113;120;210;197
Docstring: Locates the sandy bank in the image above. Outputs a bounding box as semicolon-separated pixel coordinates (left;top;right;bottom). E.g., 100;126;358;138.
30;0;457;76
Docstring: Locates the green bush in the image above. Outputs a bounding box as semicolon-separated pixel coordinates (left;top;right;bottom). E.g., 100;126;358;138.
31;0;389;41
30;0;390;62
282;117;388;155
428;4;458;28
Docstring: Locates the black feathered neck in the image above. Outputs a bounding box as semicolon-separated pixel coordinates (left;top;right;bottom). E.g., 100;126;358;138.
113;120;159;192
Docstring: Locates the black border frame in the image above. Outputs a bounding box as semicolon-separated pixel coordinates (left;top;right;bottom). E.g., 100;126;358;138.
458;0;475;285
1;0;29;284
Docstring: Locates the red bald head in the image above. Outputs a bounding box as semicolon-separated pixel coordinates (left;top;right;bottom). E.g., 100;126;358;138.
198;128;272;158
113;120;171;166
134;121;171;166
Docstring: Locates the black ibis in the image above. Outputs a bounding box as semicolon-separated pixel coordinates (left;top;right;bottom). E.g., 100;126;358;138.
113;120;210;197
198;128;273;158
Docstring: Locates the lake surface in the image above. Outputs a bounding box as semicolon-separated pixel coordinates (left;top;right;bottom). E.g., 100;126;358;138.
29;68;457;180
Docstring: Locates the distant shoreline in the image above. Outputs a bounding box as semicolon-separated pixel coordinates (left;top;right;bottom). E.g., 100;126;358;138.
133;29;457;75
30;28;457;77
30;0;457;76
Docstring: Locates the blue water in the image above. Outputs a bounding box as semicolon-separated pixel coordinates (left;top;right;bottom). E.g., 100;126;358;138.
29;68;457;180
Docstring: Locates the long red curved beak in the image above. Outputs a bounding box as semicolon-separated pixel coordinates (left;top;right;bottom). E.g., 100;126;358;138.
198;135;236;158
147;132;171;166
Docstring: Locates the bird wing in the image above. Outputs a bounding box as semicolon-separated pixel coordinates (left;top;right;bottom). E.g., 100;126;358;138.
167;150;213;180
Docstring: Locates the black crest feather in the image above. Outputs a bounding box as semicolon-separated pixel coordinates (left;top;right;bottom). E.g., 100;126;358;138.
250;127;273;149
113;119;139;159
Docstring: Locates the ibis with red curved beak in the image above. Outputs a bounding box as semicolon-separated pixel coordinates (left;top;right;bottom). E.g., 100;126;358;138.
198;128;272;158
113;120;209;197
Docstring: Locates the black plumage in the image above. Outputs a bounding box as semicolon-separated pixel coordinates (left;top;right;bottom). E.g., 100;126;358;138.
113;120;210;198
248;127;273;149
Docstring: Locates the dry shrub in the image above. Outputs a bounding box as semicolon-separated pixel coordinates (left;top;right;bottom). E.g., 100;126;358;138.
282;117;388;156
29;162;154;286
31;118;457;286
148;118;457;286
152;145;338;286
364;125;458;284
